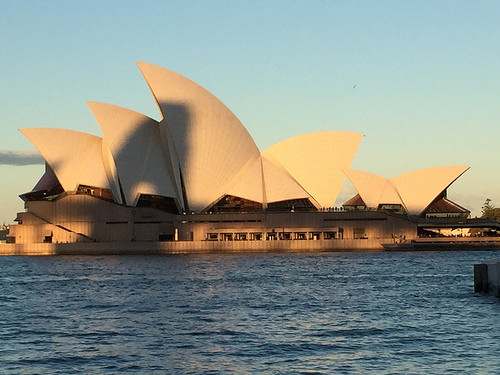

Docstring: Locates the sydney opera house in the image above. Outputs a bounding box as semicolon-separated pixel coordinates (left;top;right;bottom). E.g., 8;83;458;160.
6;62;473;253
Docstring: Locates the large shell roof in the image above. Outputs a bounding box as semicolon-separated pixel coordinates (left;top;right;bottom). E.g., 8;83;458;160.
137;62;262;212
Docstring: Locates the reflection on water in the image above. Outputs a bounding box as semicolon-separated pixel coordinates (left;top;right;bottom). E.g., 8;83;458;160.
0;251;499;373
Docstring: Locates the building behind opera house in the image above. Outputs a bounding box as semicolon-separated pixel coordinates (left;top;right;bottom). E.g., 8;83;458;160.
6;63;472;252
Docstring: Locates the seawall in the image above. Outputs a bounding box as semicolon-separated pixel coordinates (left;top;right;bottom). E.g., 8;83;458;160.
0;238;387;256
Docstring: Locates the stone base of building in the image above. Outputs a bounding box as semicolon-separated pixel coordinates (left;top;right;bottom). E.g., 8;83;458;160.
0;238;390;256
7;194;419;249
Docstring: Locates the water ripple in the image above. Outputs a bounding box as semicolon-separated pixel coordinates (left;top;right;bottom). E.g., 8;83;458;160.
0;251;499;373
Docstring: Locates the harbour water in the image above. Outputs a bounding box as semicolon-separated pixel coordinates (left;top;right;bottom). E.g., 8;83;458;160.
0;251;499;374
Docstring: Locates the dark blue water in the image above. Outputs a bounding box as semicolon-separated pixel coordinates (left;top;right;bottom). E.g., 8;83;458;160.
0;251;499;374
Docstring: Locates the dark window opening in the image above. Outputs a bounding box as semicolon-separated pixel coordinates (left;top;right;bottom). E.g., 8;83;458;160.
267;198;317;212
159;234;174;242
311;232;321;240
278;232;292;240
234;233;248;241
324;229;343;239
250;232;263;241
295;232;307;240
378;204;405;214
20;184;65;202
266;232;278;240
76;185;114;201
206;233;219;241
136;194;179;214
207;195;263;213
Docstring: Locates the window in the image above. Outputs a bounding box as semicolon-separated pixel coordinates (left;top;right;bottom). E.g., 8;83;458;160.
249;232;262;241
311;232;320;240
266;232;277;240
206;233;219;241
295;232;307;240
279;232;292;240
324;232;336;240
234;233;248;241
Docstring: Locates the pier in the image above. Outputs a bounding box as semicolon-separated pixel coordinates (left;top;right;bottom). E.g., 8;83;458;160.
474;258;500;297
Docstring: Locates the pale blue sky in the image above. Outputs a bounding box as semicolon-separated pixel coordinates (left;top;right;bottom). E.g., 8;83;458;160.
1;1;499;223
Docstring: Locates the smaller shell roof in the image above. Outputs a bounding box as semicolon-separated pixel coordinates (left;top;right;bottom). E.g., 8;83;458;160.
88;101;180;207
261;156;311;204
262;131;363;208
20;128;117;199
343;169;401;209
223;155;264;205
390;166;469;215
344;166;470;215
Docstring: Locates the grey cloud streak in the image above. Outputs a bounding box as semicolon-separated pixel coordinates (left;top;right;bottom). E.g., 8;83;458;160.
0;150;44;166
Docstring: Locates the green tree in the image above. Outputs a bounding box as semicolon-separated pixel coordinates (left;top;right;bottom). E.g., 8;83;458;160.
481;199;500;220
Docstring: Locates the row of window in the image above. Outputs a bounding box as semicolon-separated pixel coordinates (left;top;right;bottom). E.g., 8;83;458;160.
205;231;345;241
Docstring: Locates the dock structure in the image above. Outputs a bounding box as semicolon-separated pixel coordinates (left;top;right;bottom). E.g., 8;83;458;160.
474;259;500;297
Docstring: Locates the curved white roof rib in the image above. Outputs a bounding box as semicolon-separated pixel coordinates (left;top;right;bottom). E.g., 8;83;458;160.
390;166;470;215
136;62;261;212
88;102;181;208
262;131;364;208
343;169;401;209
19;128;120;200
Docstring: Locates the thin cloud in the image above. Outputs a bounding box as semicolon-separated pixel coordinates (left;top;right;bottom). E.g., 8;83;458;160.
0;150;44;166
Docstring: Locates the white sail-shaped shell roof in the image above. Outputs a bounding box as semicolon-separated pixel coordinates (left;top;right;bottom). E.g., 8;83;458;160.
88;102;181;207
345;166;470;215
343;169;401;209
262;131;363;208
19;128;120;200
223;155;265;205
379;180;402;205
261;156;311;204
391;166;469;215
137;62;261;212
